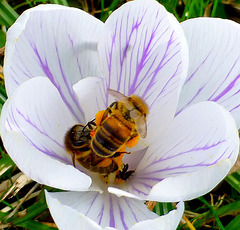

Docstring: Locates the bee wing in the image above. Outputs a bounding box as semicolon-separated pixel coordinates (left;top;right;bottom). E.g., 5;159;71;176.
107;89;128;101
107;89;133;109
135;117;147;138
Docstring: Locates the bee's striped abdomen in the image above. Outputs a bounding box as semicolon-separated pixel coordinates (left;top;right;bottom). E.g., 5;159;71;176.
91;115;132;157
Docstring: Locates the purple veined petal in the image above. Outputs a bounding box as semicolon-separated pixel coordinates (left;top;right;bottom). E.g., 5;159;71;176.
0;131;92;191
148;158;232;202
4;4;104;123
98;0;188;143
129;202;184;230
1;77;77;164
125;101;238;201
45;190;183;230
45;191;104;230
177;18;240;129
0;77;92;190
73;77;107;123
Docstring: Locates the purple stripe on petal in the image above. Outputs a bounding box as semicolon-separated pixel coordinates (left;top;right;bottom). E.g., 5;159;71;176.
7;103;70;164
109;195;115;227
208;55;240;102
136;177;163;182
118;202;128;230
7;113;68;163
151;140;225;165
131;185;148;196
97;205;104;225
123;197;138;223
68;34;83;78
211;74;240;102
86;193;99;215
136;181;154;190
32;44;83;122
141;161;223;176
147;61;181;108
16;108;64;148
176;86;204;116
186;50;212;83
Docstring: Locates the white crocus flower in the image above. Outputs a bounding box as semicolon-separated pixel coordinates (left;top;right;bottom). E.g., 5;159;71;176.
1;0;240;229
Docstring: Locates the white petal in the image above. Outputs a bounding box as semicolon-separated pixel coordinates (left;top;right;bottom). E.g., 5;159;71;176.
148;159;232;202
98;0;188;141
129;202;184;230
177;18;240;128
73;77;107;122
4;4;104;123
127;101;239;200
1;132;91;190
45;191;103;230
0;77;92;190
1;77;76;163
45;190;161;230
108;187;142;200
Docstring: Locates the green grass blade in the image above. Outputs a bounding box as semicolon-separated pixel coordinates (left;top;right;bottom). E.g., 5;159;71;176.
153;202;175;215
49;0;68;6
11;202;48;225
225;214;240;230
0;30;6;47
0;153;15;177
225;171;240;194
198;196;225;230
0;84;7;100
0;0;19;27
16;219;57;230
192;200;240;228
100;0;119;22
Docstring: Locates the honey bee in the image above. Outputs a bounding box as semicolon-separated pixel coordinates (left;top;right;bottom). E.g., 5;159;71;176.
91;89;149;158
64;89;148;180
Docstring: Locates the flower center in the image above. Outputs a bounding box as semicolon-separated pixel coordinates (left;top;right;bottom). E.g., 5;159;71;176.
65;89;149;184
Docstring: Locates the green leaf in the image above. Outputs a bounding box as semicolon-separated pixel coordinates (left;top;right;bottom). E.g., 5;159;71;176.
225;214;240;230
0;0;19;27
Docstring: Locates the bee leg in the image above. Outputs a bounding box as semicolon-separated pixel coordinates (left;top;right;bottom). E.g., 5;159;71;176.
121;170;135;180
87;119;96;129
121;163;129;173
83;119;96;131
110;151;131;158
95;102;118;127
102;102;118;121
118;164;135;180
108;101;118;109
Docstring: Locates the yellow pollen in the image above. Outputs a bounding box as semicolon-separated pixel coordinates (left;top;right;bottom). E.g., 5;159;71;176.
95;110;105;126
126;135;140;148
